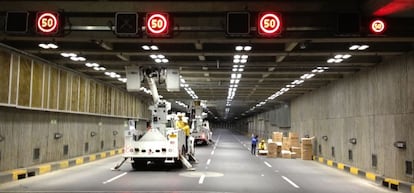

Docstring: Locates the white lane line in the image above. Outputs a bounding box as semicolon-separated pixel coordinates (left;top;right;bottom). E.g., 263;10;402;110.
206;159;211;165
198;174;206;184
264;161;272;168
282;176;300;189
211;150;215;155
103;172;127;184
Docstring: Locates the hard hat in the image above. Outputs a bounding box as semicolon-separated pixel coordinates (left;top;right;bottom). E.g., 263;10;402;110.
261;140;265;142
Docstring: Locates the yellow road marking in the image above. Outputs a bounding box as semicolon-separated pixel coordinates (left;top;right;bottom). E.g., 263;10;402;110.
12;169;26;180
327;160;333;166
75;157;84;165
350;167;358;175
90;155;96;161
39;165;51;174
337;163;344;170
366;172;376;181
60;160;69;169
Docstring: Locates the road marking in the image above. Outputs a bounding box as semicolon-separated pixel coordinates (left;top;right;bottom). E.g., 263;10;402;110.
206;159;211;165
198;174;205;184
103;172;127;184
211;150;215;155
264;161;272;168
282;176;300;189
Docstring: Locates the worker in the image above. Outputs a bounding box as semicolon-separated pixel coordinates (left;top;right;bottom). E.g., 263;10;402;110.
258;140;266;150
176;114;190;151
251;135;258;155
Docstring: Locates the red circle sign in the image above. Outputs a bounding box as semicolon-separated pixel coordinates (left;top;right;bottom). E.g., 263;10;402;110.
37;12;58;33
370;19;386;34
259;13;281;35
147;13;168;34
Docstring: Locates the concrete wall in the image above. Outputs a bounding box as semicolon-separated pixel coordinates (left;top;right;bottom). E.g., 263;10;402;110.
247;104;291;139
0;106;128;171
290;52;414;182
0;47;151;171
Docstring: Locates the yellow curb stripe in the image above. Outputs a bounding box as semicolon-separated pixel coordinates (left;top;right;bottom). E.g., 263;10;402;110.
118;148;123;154
75;157;83;165
318;157;324;163
38;165;51;174
90;154;96;161
337;163;344;170
350;167;358;175
12;169;27;180
327;160;333;166
385;178;399;185
411;185;413;193
60;160;69;169
100;152;107;158
366;172;376;181
110;150;115;156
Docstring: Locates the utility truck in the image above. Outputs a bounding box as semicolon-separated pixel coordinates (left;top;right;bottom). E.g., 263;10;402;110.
114;67;196;170
190;100;213;145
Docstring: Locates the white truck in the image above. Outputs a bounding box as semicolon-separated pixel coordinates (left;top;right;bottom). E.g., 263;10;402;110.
190;100;213;145
114;68;195;170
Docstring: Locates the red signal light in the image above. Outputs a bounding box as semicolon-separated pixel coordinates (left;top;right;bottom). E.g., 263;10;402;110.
36;11;60;35
258;12;282;37
370;19;386;34
146;12;171;37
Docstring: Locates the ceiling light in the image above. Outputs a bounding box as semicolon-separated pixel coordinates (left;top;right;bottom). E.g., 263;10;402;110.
150;45;159;50
349;45;359;50
155;59;162;63
85;63;94;67
230;79;235;84
342;54;352;59
236;74;242;78
358;45;369;50
334;59;343;63
105;72;111;76
240;59;247;63
231;74;236;79
235;79;240;84
334;54;343;59
162;59;169;63
61;52;77;58
244;46;252;51
327;58;335;63
232;68;237;72
149;54;157;59
233;59;240;63
157;54;165;59
233;65;238;68
241;55;248;59
234;55;241;59
238;68;244;72
142;45;150;50
235;46;243;51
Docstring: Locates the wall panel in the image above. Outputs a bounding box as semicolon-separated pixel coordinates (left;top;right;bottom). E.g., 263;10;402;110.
0;51;10;103
18;57;31;107
79;77;86;112
58;70;67;111
49;67;59;110
31;61;43;108
9;55;19;105
42;65;50;109
71;75;80;112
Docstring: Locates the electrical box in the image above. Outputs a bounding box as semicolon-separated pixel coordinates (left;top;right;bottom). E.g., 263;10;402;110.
115;12;140;36
6;11;29;34
226;12;250;36
125;66;142;92
165;69;180;92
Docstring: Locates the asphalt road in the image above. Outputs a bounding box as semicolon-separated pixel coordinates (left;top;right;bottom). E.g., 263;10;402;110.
0;128;395;193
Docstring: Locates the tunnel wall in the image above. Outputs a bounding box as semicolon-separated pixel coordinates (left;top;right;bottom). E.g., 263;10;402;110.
0;48;151;171
290;52;414;182
247;104;291;139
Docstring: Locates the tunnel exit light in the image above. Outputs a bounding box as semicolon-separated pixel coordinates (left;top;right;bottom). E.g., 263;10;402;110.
146;12;171;37
36;11;60;35
257;12;282;37
370;19;386;34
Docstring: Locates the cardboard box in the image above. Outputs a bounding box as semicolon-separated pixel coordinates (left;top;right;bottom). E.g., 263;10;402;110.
272;132;283;142
291;146;301;159
288;132;299;139
281;150;292;159
282;137;290;150
301;138;312;145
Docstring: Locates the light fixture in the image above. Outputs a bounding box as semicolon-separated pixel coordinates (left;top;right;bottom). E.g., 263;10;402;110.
39;43;58;49
60;52;77;58
113;131;118;136
322;136;328;141
393;141;406;149
90;131;97;137
349;138;357;144
54;132;63;139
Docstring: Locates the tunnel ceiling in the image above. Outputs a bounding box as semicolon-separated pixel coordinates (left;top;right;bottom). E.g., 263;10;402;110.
0;0;413;121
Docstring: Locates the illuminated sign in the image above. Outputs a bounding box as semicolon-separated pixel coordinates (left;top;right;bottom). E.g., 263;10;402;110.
36;12;60;35
258;12;282;37
370;19;386;34
146;12;170;37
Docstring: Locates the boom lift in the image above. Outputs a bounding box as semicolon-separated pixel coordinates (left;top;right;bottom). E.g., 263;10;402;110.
113;67;196;170
190;100;213;145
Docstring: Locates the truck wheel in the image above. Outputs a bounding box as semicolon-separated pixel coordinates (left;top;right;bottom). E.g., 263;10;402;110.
131;159;147;170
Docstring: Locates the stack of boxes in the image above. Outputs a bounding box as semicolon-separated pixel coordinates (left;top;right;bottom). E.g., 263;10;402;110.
289;132;300;159
301;137;313;160
265;131;314;160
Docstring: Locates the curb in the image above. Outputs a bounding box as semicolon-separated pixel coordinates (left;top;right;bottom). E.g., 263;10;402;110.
314;156;414;193
0;148;123;184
